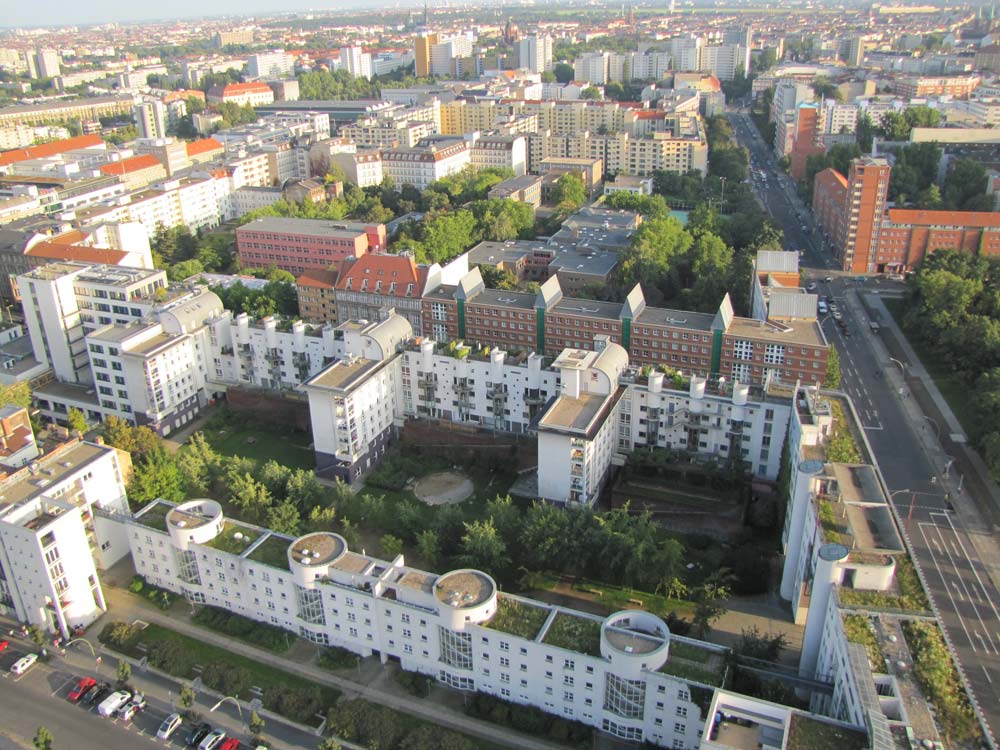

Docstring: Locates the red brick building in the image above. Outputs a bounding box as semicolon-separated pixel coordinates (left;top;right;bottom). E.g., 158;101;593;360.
236;216;386;275
877;208;1000;268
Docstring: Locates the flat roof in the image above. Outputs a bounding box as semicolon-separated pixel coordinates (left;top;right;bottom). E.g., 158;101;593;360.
636;306;716;331
304;357;384;392
167;504;216;530
434;570;495;609
331;550;372;575
539;392;608;433
605;628;663;654
553;298;623;321
725;317;826;347
397;569;436;594
470;288;536;310
290;532;345;567
0;441;111;512
125;332;178;357
549;249;619;277
238;216;370;236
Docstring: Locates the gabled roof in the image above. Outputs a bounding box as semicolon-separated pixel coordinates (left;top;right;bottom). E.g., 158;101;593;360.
186;138;224;156
296;268;340;289
0;134;104;167
25;241;128;265
335;254;426;297
99;154;163;176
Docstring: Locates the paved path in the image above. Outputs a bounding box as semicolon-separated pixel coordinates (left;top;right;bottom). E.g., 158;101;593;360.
102;585;573;750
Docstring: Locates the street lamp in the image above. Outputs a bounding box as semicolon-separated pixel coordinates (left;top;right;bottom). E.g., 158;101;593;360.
923;415;941;442
888;358;906;375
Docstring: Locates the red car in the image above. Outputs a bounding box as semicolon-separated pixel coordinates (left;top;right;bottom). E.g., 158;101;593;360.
0;640;8;653
219;740;241;750
68;676;97;702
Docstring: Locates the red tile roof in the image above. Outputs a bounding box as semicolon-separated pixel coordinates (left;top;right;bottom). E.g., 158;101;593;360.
26;241;129;264
297;269;340;289
0;134;104;167
336;254;426;297
223;82;273;95
99;154;163;176
887;208;1000;228
186;138;224;156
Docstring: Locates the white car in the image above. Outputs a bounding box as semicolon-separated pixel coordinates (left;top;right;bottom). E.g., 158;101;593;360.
199;729;227;750
157;713;183;740
10;653;38;675
97;690;132;718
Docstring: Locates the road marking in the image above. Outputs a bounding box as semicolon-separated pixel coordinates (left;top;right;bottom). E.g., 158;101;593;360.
983;665;993;684
50;674;74;697
952;581;966;602
919;521;976;652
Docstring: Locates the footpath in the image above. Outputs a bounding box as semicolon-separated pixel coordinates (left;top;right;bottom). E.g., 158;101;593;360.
101;585;572;750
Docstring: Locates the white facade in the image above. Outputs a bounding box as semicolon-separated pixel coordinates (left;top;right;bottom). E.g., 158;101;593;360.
574;52;611;85
340;47;373;81
518;35;554;74
122;497;725;750
0;439;131;639
330;151;384;188
470;134;528;177
381;142;471;190
247;52;295;79
135;100;167;140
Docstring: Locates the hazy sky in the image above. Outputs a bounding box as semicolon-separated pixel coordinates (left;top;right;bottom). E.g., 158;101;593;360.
2;0;389;28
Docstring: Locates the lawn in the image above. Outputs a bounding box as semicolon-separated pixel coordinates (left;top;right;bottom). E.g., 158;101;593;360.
485;595;552;640
659;640;727;687
247;533;293;571
134;501;171;532
204;520;262;555
881;298;976;437
786;714;867;750
205;425;315;469
542;612;603;657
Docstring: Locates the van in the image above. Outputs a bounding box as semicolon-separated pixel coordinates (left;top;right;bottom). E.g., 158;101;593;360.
98;690;132;718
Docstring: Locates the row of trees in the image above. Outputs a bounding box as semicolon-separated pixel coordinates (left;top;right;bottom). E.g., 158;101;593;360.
902;251;1000;478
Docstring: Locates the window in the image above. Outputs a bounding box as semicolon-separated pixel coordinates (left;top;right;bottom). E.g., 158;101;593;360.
438;627;473;671
732;340;754;360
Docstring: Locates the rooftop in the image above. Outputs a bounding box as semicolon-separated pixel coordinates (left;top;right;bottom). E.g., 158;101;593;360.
303;356;384;393
204;521;262;554
290;532;345;567
434;569;495;609
539;392;609;434
246;533;293;571
725;317;826;347
395;569;436;594
238;216;375;237
0;441;110;512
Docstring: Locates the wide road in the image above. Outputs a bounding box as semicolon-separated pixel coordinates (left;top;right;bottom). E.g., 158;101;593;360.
0;631;320;750
729;109;1000;743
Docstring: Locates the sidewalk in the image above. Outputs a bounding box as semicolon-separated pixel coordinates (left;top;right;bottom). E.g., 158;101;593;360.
101;584;574;750
854;291;1000;592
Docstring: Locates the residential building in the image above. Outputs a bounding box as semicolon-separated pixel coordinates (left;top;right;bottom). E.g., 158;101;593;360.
329;150;384;188
891;75;981;99
812;157;890;274
206;82;275;108
134;100;167;140
517;35;554;74
875;208;1000;270
340;118;436;149
340;47;373;81
132;138;191;176
0;438;131;639
296;269;340;324
213;30;254;48
236;217;380;275
98;155;168;193
573;52;611;85
414;32;439;78
0;97;134;129
487;174;543;208
381;139;471;190
0;405;38;470
537;157;604;196
470;134;528;176
32;49;61;79
247;52;295;80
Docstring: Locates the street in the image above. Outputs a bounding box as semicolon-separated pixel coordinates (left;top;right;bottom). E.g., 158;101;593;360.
729;110;1000;742
0;628;321;750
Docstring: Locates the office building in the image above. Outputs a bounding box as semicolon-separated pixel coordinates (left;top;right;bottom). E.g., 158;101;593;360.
236;217;384;275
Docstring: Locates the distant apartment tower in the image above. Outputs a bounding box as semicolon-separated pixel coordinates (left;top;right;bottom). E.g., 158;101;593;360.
134;100;167;140
340;46;373;80
32;48;61;79
574;52;610;85
247;51;295;79
844;35;868;67
517;35;554;74
813;157;890;273
414;32;438;78
213;30;254;48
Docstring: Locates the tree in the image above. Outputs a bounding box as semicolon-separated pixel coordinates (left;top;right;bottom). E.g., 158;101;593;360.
824;347;842;389
878;111;911;142
179;683;196;712
415;529;440;568
33;726;54;750
619;215;693;301
380;534;403;559
27;624;45;650
580;86;601;100
690;569;734;638
317;739;343;750
267;502;302;536
66;408;87;433
943;159;988;210
736;626;788;662
129;451;185;506
102;415;137;452
552;172;586;212
249;710;265;737
116;660;132;686
0;381;31;409
553;62;574;84
227;472;273;523
459;519;508;573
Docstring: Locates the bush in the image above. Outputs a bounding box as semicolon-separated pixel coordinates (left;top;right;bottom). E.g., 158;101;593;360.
146;636;196;677
200;661;252;697
99;621;140;652
465;693;592;747
394;669;432;698
262;685;324;725
193;606;291;652
127;575;177;610
128;575;145;594
317;646;357;671
326;698;476;750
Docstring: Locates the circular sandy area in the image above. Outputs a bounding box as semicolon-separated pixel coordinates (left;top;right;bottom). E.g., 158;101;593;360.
413;471;474;505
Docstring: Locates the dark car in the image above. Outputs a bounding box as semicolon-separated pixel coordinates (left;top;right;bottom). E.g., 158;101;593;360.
187;723;213;748
85;682;112;706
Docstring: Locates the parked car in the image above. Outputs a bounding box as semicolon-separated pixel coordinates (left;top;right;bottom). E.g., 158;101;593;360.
806;282;817;292
68;676;97;702
11;653;38;675
85;682;112;706
118;702;143;722
186;723;213;748
219;740;242;750
158;713;183;740
199;730;227;750
97;690;132;718
0;640;9;653
823;276;834;283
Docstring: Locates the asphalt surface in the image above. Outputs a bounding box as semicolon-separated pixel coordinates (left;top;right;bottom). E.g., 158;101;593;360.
0;631;321;750
729;110;1000;742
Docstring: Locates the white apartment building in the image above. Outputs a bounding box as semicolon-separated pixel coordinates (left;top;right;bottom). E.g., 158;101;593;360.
966;97;1000;127
470;134;528;177
122;495;731;749
527;127;708;177
134;100;167;140
301;316;412;482
340;47;373;81
247;52;295;80
330;150;383;188
822;101;860;134
381;140;471;190
0;438;131;639
574;52;611;85
341;119;437;149
430;36;474;77
537;341;626;506
517;35;554;74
